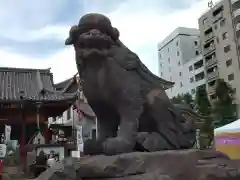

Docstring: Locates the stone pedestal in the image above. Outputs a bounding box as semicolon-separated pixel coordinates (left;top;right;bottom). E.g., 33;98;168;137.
36;149;240;180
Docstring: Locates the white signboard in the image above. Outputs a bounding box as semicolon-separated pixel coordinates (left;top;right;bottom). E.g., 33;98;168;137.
0;144;7;158
5;125;11;142
36;146;65;161
76;125;83;152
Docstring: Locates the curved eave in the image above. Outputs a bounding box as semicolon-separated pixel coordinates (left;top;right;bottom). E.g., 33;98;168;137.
54;72;78;92
54;77;73;90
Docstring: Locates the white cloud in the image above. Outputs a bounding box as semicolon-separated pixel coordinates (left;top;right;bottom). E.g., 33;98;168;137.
0;47;77;83
0;0;215;83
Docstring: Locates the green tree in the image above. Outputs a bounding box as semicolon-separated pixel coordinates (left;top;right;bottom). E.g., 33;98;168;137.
212;79;237;128
195;85;211;115
183;93;194;107
171;93;194;108
171;94;184;104
195;85;213;149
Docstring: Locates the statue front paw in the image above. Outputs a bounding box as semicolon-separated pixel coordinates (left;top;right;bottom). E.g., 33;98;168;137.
102;137;134;155
84;139;104;155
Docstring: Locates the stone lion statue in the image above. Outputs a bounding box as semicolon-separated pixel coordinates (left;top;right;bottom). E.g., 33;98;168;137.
65;13;196;155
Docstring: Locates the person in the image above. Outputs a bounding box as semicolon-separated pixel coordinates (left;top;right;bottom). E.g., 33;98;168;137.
55;153;59;162
34;150;47;177
47;150;56;167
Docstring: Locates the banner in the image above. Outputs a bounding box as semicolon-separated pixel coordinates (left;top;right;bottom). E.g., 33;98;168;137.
5;125;11;143
76;125;83;152
0;144;6;158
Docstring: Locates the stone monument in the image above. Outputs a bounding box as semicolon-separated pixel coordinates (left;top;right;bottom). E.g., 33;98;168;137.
38;13;240;180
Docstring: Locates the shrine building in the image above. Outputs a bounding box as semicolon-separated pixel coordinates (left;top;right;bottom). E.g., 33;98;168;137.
0;67;78;151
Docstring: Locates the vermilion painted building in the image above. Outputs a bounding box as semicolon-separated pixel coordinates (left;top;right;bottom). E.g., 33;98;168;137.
0;67;78;152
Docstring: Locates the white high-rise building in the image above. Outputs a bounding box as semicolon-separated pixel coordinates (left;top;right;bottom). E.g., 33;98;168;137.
198;0;240;115
157;27;206;98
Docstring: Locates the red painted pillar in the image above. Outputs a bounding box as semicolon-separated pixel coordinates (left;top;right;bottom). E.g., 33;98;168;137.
20;106;27;171
0;159;3;180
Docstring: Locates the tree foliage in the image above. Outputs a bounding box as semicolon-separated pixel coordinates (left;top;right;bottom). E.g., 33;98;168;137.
195;85;213;148
212;79;237;128
195;85;211;116
171;80;237;149
171;92;194;108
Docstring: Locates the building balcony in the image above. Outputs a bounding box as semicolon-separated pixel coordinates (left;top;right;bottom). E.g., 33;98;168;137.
232;0;240;4
232;98;239;105
206;57;217;67
204;45;216;55
208;85;216;94
236;22;240;33
212;12;223;23
207;71;219;81
233;9;240;18
204;32;214;42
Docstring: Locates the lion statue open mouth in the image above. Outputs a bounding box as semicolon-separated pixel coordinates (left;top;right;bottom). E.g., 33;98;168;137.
65;13;120;58
65;13;196;156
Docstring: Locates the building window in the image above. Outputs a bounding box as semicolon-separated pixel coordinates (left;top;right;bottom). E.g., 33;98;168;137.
224;45;231;53
232;88;236;94
220;19;225;27
180;82;183;87
170;76;172;81
189;65;193;71
203;18;207;25
52;117;56;122
214;24;218;30
67;108;71;120
213;6;223;16
160;63;163;68
178;61;181;66
226;59;232;67
195;51;199;55
216;36;219;44
168;48;169;52
222;32;228;40
191;89;195;94
168;57;170;63
177;51;180;56
159;53;161;59
169;67;171;72
176;41;179;46
236;22;240;31
194;41;198;46
228;73;234;81
160;72;163;76
179;72;182;76
190;77;194;83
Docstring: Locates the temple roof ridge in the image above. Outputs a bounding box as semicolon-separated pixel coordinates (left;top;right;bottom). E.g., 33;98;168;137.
0;66;77;102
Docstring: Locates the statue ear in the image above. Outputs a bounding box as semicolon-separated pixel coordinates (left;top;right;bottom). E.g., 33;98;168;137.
65;25;78;45
112;27;119;40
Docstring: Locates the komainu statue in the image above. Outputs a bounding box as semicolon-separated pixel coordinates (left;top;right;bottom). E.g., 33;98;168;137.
65;13;196;155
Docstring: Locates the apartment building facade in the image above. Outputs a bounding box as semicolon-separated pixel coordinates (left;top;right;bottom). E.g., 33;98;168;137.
157;27;206;98
198;0;240;115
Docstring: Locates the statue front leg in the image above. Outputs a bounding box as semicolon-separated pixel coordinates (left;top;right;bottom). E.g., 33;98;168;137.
84;111;119;155
102;101;143;155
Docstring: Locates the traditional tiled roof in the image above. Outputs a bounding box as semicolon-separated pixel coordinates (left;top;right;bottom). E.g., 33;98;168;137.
54;73;79;93
0;67;78;102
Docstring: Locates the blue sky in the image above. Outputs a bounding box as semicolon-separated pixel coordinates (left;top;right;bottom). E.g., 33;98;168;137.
0;0;216;82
